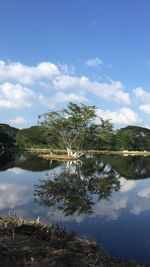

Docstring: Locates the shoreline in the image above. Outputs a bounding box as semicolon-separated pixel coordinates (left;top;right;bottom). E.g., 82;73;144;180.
0;214;149;267
20;148;150;156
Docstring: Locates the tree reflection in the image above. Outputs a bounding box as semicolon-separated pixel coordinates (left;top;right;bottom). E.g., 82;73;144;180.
34;159;120;216
0;152;15;171
0;151;60;172
97;155;150;179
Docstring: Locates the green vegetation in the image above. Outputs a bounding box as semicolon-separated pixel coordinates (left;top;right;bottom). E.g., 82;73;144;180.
13;124;150;152
38;102;98;155
115;126;150;151
1;103;150;151
15;126;58;148
0;123;18;151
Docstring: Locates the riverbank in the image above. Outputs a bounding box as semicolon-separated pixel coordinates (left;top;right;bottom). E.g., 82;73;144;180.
22;148;150;156
0;214;149;267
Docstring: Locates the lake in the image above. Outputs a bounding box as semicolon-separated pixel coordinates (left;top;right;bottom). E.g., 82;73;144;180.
1;152;150;263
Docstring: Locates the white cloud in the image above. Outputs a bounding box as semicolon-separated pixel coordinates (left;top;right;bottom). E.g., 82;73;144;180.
91;80;130;104
58;63;75;75
134;87;150;102
96;107;140;125
9;116;28;125
0;60;60;85
52;92;87;103
134;87;150;114
0;60;131;105
140;104;150;114
53;75;79;89
53;76;131;104
0;82;88;110
86;57;103;67
0;82;45;108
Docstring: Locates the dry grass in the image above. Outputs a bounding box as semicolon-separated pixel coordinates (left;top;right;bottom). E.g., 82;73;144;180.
0;214;149;267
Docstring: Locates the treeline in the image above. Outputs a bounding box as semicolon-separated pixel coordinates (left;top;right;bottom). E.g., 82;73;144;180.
1;123;150;151
1;102;150;151
16;125;150;151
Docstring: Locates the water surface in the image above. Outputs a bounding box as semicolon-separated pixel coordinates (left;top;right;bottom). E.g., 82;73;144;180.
1;152;150;263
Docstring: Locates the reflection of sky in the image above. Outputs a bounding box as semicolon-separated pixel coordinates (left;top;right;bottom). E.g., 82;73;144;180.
0;167;50;214
0;182;30;209
42;175;150;262
2;159;150;262
1;164;150;221
43;177;150;223
7;167;25;175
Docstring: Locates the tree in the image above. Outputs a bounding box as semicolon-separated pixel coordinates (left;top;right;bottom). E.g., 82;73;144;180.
115;126;150;151
97;118;115;150
38;102;97;157
15;126;59;148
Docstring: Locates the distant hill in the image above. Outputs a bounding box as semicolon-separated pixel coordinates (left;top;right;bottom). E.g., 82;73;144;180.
0;124;18;150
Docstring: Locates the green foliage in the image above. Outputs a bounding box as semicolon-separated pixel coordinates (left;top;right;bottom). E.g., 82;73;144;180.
1;103;150;152
96;118;115;150
15;126;60;148
15;123;150;151
39;102;97;150
115;126;150;151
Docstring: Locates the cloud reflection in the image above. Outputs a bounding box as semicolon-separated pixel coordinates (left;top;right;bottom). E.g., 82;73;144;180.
0;183;31;209
46;195;129;223
7;167;25;175
138;187;150;198
131;198;150;215
119;177;137;193
93;195;128;220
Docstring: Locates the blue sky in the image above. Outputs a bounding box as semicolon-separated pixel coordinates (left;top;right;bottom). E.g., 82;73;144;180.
0;0;150;129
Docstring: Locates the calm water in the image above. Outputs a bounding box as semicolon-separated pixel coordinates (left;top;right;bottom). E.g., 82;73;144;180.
1;152;150;263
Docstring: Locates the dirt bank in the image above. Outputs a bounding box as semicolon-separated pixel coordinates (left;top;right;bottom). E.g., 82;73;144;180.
0;214;149;267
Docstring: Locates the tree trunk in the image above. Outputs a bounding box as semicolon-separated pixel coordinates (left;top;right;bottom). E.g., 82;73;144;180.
67;147;83;158
67;147;73;157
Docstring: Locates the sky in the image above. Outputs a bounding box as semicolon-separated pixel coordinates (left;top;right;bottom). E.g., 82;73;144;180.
0;0;150;129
